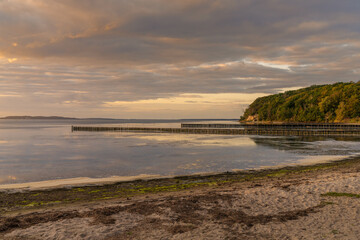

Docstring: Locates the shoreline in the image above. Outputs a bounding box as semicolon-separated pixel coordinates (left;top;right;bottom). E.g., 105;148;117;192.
1;156;360;239
0;154;353;191
0;174;165;191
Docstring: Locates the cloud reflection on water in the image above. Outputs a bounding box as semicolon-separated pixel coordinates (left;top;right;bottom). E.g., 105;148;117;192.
127;133;257;147
0;121;359;185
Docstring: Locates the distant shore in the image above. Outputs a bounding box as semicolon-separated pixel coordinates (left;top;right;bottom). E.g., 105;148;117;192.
1;156;360;239
0;116;78;120
0;116;238;121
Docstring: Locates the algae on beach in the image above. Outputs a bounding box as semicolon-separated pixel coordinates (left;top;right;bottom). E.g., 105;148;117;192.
1;156;359;214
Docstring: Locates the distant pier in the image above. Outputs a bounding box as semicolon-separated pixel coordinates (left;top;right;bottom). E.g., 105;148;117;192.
72;123;360;136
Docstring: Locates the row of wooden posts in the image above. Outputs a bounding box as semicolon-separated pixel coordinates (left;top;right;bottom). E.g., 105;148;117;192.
181;123;360;130
71;126;360;136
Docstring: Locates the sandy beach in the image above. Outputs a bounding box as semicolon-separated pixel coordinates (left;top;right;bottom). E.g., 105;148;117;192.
1;157;360;240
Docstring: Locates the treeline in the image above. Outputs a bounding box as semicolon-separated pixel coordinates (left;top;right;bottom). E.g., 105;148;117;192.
241;82;360;123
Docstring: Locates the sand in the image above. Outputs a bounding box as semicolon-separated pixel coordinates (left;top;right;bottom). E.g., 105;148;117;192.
1;158;360;240
0;174;164;191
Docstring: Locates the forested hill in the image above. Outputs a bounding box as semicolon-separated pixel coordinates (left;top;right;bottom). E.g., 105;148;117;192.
241;82;360;123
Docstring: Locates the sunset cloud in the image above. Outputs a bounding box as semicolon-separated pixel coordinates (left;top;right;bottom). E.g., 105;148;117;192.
0;0;359;118
7;58;17;63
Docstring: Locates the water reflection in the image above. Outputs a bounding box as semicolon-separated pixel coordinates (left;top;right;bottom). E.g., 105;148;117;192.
132;134;256;147
0;119;359;185
251;136;360;155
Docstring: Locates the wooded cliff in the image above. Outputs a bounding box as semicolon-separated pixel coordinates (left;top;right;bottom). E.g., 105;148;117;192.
241;82;360;123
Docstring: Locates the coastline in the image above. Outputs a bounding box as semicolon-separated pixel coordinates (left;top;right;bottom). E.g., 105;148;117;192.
0;154;352;192
1;156;360;239
0;174;165;191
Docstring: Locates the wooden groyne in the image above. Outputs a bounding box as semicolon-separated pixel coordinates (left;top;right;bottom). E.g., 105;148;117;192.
71;126;360;136
182;123;360;130
181;123;243;128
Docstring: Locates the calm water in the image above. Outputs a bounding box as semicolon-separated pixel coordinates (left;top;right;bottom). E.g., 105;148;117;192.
0;119;359;184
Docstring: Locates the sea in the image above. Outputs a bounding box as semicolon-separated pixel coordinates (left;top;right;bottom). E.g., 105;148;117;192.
0;119;359;185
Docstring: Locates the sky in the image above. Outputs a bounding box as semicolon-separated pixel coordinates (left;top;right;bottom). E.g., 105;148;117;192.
0;0;360;119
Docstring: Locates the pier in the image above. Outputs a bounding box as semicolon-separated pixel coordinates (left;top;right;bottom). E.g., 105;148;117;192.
71;124;360;136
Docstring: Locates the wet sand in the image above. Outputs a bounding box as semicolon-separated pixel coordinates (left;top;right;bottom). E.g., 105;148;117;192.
1;157;360;240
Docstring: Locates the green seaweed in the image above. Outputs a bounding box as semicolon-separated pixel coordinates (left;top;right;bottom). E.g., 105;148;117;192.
320;201;335;205
72;188;85;192
266;169;291;177
1;156;359;214
88;190;102;194
23;200;62;207
321;192;360;198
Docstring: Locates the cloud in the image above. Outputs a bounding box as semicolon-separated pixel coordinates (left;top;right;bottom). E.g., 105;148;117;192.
7;58;17;63
0;0;359;117
243;59;292;71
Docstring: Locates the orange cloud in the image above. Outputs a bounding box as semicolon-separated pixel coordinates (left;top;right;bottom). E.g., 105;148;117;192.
7;58;18;63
